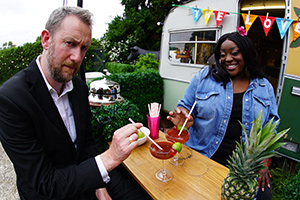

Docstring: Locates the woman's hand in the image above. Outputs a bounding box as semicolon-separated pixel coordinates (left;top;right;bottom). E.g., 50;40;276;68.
257;159;271;192
167;106;194;129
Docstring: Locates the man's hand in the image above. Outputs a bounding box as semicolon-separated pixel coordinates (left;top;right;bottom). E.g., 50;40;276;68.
95;188;112;200
100;123;142;172
167;106;194;129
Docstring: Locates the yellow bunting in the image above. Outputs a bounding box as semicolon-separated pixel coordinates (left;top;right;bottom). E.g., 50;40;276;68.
202;9;213;25
292;21;300;41
241;13;258;32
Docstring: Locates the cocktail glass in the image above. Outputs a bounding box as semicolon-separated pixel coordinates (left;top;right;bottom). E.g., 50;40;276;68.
149;140;175;182
165;127;189;165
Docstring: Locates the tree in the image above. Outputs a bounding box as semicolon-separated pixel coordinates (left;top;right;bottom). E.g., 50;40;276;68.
103;0;182;62
0;41;16;50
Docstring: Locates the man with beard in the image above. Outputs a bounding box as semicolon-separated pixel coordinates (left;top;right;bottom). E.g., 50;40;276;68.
0;6;151;200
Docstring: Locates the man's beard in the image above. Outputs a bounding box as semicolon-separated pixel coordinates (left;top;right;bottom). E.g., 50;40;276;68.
46;42;79;83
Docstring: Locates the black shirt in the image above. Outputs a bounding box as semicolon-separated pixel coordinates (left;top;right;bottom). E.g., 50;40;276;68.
211;92;244;166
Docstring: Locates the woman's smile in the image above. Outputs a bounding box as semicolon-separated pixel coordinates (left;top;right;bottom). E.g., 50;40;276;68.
220;39;245;79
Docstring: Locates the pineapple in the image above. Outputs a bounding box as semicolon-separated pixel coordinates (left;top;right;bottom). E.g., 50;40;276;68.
221;110;289;200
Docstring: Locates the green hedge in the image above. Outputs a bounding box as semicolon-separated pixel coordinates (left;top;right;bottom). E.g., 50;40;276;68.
0;38;104;85
90;99;143;152
105;62;135;74
104;53;159;74
0;41;43;85
107;69;163;122
134;53;159;70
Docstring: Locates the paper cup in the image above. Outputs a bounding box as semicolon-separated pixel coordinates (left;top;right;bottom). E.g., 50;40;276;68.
147;114;160;139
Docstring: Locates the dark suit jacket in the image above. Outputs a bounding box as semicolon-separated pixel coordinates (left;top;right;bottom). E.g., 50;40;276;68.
0;58;104;199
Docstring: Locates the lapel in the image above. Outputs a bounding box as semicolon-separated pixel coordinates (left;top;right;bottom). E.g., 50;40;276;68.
68;81;82;149
26;59;72;142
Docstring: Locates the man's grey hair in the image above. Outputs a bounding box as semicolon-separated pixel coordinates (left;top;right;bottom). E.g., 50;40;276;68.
45;6;93;34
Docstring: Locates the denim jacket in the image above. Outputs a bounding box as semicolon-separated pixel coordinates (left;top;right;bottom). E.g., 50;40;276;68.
178;67;279;158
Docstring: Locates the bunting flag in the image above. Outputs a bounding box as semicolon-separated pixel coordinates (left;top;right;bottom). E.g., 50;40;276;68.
192;8;202;23
292;21;300;41
202;9;213;25
214;10;228;27
259;16;276;36
276;18;294;39
172;4;300;41
241;13;258;32
63;0;68;6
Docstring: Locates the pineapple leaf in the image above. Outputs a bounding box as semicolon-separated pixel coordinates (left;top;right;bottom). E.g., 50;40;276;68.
226;109;290;188
254;110;262;132
257;134;276;150
260;117;275;142
239;121;249;146
249;120;257;147
265;142;287;153
233;149;243;167
265;119;279;137
266;128;290;148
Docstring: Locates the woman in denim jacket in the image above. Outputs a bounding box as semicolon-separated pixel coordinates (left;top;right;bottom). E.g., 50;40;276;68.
167;31;278;200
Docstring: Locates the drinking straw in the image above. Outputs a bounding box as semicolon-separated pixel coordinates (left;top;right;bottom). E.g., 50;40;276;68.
149;102;161;117
178;101;197;136
158;103;161;114
129;118;163;150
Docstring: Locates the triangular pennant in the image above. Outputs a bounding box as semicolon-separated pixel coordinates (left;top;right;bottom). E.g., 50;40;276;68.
292;21;300;41
202;9;213;25
214;10;228;27
259;16;276;36
275;18;294;39
191;7;202;23
241;13;258;32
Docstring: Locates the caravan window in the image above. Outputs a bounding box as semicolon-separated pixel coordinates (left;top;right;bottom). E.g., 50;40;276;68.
169;30;218;65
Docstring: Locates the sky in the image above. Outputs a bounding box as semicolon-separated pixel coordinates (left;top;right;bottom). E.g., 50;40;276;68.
0;0;124;46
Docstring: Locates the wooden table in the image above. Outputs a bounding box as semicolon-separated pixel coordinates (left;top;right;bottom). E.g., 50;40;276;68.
123;131;229;200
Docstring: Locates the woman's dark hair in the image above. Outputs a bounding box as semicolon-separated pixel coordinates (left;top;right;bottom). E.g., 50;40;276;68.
208;32;264;86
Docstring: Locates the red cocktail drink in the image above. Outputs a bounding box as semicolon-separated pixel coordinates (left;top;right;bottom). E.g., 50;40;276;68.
166;129;189;144
149;140;175;182
166;126;190;165
150;141;173;160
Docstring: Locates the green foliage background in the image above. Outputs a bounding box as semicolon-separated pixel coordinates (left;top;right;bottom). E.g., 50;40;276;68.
91;99;143;152
105;53;159;73
0;38;105;85
280;170;300;199
269;157;300;200
103;0;180;62
105;62;135;74
134;53;159;70
0;39;43;85
107;70;163;121
89;54;162;152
